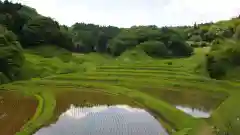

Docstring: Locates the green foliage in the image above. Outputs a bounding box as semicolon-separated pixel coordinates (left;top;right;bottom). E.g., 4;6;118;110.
129;25;161;43
109;26;193;57
16;46;82;80
206;53;229;79
17;5;38;21
206;40;240;79
117;47;152;61
168;34;193;57
0;25;25;82
1;2;240;135
203;31;216;42
189;41;209;48
72;29;97;52
25;45;72;62
0;72;10;84
189;35;202;42
184;19;237;44
0;0;23;34
71;23;120;53
21;16;74;50
139;41;168;57
21;16;60;46
71;24;193;57
109;39;133;56
234;25;240;40
109;30;138;56
58;26;74;51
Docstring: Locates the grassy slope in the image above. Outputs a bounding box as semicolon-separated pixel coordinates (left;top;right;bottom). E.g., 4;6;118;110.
2;46;240;135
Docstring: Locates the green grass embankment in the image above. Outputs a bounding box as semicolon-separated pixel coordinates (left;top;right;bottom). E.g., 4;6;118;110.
3;84;56;135
2;46;240;135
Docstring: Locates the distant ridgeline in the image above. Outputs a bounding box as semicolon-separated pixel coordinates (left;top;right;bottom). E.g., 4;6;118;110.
1;0;240;83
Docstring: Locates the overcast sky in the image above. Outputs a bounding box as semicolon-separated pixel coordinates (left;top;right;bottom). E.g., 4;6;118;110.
11;0;240;27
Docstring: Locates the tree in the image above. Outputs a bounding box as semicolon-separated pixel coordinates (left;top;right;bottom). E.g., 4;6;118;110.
71;23;120;53
139;41;168;57
72;30;97;52
0;1;26;35
21;16;61;46
17;5;38;20
0;25;24;81
206;40;240;79
108;39;129;56
108;26;193;57
57;26;74;51
203;31;216;42
96;31;108;52
168;34;193;56
194;22;198;29
189;35;202;42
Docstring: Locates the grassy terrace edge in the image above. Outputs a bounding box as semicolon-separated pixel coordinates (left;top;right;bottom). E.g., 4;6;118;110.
1;85;56;135
2;80;199;135
1;47;240;135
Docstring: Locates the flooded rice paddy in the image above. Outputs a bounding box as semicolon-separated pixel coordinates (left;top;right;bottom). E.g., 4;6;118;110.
141;88;228;118
0;90;37;135
175;105;211;118
1;88;228;135
34;90;168;135
34;105;168;135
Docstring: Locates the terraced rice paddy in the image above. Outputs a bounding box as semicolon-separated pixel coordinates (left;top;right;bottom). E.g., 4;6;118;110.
1;48;240;135
0;90;37;135
53;90;140;120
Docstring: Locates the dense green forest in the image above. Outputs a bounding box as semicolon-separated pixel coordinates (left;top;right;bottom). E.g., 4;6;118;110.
1;1;240;135
1;1;240;84
1;1;240;83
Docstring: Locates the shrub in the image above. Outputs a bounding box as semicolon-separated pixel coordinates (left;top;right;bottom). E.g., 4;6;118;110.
189;35;202;42
206;40;240;79
166;61;173;65
168;35;193;56
139;41;168;57
206;53;228;78
108;37;138;56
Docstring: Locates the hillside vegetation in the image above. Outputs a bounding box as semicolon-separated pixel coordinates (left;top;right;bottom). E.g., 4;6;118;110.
1;1;240;135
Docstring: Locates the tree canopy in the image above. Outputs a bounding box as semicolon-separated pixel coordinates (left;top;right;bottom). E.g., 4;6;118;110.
71;23;120;53
108;26;193;57
22;16;62;46
0;25;24;81
1;0;240;81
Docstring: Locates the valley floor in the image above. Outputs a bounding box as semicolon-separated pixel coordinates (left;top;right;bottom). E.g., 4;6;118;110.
1;47;240;135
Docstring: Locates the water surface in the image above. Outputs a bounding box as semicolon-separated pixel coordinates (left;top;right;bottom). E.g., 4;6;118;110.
176;106;211;118
0;90;37;135
140;88;228;118
53;90;139;117
34;105;168;135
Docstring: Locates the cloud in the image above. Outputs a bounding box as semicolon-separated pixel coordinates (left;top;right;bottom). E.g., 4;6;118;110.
158;0;240;26
11;0;240;27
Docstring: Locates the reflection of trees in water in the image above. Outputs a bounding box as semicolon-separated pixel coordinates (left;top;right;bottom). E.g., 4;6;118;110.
142;88;227;111
52;90;138;124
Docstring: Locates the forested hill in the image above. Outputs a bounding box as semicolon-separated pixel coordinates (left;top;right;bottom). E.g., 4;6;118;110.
1;0;240;84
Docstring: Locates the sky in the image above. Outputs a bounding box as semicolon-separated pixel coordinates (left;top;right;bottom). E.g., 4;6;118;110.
11;0;240;28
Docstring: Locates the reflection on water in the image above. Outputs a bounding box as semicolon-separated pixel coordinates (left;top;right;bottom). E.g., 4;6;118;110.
140;88;228;118
176;105;211;118
34;105;168;135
